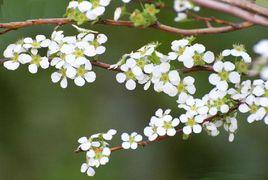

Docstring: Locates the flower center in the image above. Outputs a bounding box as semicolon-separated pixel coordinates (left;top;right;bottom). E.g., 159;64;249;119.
177;83;185;92
160;73;169;83
219;71;229;80
12;53;19;62
126;70;135;80
31;55;41;65
250;104;258;113
77;66;86;76
32;41;40;48
60;68;67;77
187;118;196;127
163;121;172;129
136;59;146;68
75;49;84;57
193;54;205;66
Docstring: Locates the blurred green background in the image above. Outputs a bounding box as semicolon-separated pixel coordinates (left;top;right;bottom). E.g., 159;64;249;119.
0;0;268;179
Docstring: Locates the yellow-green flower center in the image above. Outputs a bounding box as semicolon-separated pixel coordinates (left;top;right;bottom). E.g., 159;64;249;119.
187;118;196;127
136;59;146;68
12;53;19;62
77;66;86;76
32;41;40;48
160;73;169;83
219;71;229;81
177;83;185;92
31;55;41;65
126;70;135;80
75;49;84;58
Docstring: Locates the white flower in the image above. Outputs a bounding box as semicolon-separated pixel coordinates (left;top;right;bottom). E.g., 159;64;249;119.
222;44;251;63
23;35;50;50
80;163;95;176
102;129;117;140
209;61;240;91
144;109;177;141
179;44;215;68
172;76;196;96
116;58;143;90
254;39;268;57
121;132;143;149
87;147;111;167
178;96;209;116
3;44;30;70
78;136;92;151
223;117;238;142
73;61;96;87
179;113;205;135
27;50;49;74
203;121;220;137
151;63;178;96
114;7;122;21
168;39;190;60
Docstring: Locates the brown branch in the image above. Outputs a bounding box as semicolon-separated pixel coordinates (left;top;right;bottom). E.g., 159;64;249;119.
0;18;253;36
75;102;240;153
219;0;268;18
187;12;236;27
191;0;268;27
0;58;215;74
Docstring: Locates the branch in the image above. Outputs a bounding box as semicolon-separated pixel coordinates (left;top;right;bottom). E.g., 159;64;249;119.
219;0;268;18
0;58;215;74
191;0;268;27
75;102;241;153
0;18;253;36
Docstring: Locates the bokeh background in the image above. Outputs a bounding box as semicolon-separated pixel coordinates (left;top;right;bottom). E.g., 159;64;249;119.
0;0;268;179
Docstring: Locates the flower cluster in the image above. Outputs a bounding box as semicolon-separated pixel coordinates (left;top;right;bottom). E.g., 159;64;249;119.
66;0;111;24
3;26;108;89
173;0;200;22
231;79;268;125
49;30;107;88
78;129;117;176
3;35;50;73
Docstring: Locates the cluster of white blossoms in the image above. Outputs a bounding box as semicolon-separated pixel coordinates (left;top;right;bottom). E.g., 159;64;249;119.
67;0;111;22
3;35;50;73
78;129;117;176
115;41;207;99
230;79;268;125
3;27;108;89
173;0;200;22
49;30;107;88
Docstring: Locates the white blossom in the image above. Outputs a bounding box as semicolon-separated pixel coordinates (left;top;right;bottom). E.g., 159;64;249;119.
121;132;143;150
179;113;205;135
209;61;240;91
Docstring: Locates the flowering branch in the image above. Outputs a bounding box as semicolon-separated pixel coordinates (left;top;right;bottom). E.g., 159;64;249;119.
75;102;240;154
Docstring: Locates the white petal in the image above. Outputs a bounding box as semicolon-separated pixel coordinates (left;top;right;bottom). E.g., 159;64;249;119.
74;76;86;87
125;79;136;90
28;64;38;74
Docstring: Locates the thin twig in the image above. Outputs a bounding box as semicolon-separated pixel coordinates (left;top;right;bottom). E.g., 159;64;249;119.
191;0;268;27
0;18;253;36
219;0;268;18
